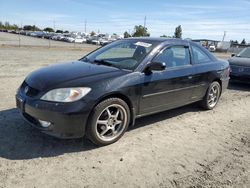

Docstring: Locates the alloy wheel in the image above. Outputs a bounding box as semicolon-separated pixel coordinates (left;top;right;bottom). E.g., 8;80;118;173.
95;104;128;142
207;84;220;108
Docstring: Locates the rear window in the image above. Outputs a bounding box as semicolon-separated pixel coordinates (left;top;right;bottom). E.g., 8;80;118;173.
191;45;211;64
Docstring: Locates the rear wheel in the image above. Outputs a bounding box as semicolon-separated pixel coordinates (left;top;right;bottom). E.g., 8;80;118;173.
87;98;130;146
200;81;221;110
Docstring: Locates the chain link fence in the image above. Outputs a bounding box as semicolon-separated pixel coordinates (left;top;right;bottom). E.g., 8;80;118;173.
0;32;98;51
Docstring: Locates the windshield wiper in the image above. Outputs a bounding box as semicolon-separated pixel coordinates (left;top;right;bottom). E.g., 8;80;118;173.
80;57;91;62
92;59;113;66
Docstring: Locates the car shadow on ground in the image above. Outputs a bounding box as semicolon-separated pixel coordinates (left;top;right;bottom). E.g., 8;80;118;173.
0;108;95;160
228;81;250;91
0;104;201;160
132;103;200;130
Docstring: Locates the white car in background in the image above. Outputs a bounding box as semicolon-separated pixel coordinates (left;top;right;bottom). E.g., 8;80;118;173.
64;37;75;43
209;45;216;52
74;37;86;43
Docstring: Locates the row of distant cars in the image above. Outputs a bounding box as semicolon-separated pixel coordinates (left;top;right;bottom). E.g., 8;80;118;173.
9;30;122;46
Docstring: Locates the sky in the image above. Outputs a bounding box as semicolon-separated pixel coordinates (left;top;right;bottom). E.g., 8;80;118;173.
0;0;250;42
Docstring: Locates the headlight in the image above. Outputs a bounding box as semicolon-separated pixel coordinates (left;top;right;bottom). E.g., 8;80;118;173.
41;87;91;102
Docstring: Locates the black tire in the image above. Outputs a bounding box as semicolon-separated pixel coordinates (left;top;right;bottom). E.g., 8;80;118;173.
200;81;221;110
86;98;130;146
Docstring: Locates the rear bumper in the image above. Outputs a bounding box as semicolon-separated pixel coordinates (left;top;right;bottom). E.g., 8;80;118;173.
16;94;92;139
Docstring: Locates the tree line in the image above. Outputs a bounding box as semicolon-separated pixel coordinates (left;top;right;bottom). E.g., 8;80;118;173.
0;21;67;33
123;25;182;39
0;20;182;38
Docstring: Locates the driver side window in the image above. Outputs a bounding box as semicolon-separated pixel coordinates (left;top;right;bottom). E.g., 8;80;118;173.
153;46;190;68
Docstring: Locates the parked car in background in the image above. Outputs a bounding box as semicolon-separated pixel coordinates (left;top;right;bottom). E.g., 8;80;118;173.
64;36;75;43
209;45;216;52
16;38;230;146
91;36;100;45
43;33;56;39
30;31;46;38
74;37;86;43
229;47;250;83
99;38;112;46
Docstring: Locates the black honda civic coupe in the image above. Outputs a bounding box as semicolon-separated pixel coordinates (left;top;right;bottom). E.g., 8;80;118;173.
16;38;230;146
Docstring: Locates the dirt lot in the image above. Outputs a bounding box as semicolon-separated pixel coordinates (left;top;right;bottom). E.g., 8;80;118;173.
0;32;250;188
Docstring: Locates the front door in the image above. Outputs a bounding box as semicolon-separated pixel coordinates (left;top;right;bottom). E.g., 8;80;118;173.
139;45;195;115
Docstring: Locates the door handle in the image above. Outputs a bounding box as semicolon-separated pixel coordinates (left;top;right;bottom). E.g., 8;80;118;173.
188;76;193;79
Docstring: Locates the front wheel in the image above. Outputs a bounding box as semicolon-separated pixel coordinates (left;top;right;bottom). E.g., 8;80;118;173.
200;81;221;110
86;98;130;146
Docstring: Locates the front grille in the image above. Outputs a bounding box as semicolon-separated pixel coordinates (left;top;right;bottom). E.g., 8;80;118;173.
21;82;40;97
230;65;250;73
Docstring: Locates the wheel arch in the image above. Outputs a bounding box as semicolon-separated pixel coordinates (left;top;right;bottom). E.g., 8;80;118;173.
86;92;136;131
212;78;222;96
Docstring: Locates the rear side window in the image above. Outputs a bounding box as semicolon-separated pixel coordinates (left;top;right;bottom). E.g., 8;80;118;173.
153;46;190;68
191;45;211;64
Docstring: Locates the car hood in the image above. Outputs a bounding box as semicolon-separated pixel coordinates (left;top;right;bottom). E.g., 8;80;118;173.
228;57;250;67
25;61;122;91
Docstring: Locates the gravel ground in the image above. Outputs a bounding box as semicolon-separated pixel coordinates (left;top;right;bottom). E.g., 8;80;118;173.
0;32;250;188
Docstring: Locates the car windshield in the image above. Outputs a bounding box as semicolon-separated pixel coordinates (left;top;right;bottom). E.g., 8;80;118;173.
237;47;250;58
80;40;157;70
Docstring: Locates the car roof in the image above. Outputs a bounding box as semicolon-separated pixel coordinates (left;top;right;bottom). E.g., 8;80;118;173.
124;37;190;45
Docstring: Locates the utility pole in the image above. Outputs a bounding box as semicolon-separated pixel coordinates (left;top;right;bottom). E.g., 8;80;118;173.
84;19;87;33
143;16;147;36
222;31;226;41
19;22;22;47
53;20;55;32
143;16;147;29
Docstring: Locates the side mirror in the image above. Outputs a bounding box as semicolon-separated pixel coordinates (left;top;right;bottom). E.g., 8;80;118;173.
144;61;166;74
231;53;236;57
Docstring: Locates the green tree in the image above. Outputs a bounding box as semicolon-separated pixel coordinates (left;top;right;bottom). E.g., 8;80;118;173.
90;31;96;36
160;35;172;38
0;21;18;30
64;30;69;33
31;25;40;31
23;25;40;31
56;30;63;33
174;25;182;38
43;27;54;32
0;21;3;28
23;25;32;30
132;25;150;37
241;39;246;45
124;31;131;38
4;22;10;28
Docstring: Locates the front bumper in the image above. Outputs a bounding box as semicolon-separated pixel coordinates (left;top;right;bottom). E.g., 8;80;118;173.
230;74;250;83
230;65;250;83
16;94;92;139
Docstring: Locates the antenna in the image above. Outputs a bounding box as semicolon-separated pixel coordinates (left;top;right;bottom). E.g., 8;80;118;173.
222;31;226;41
